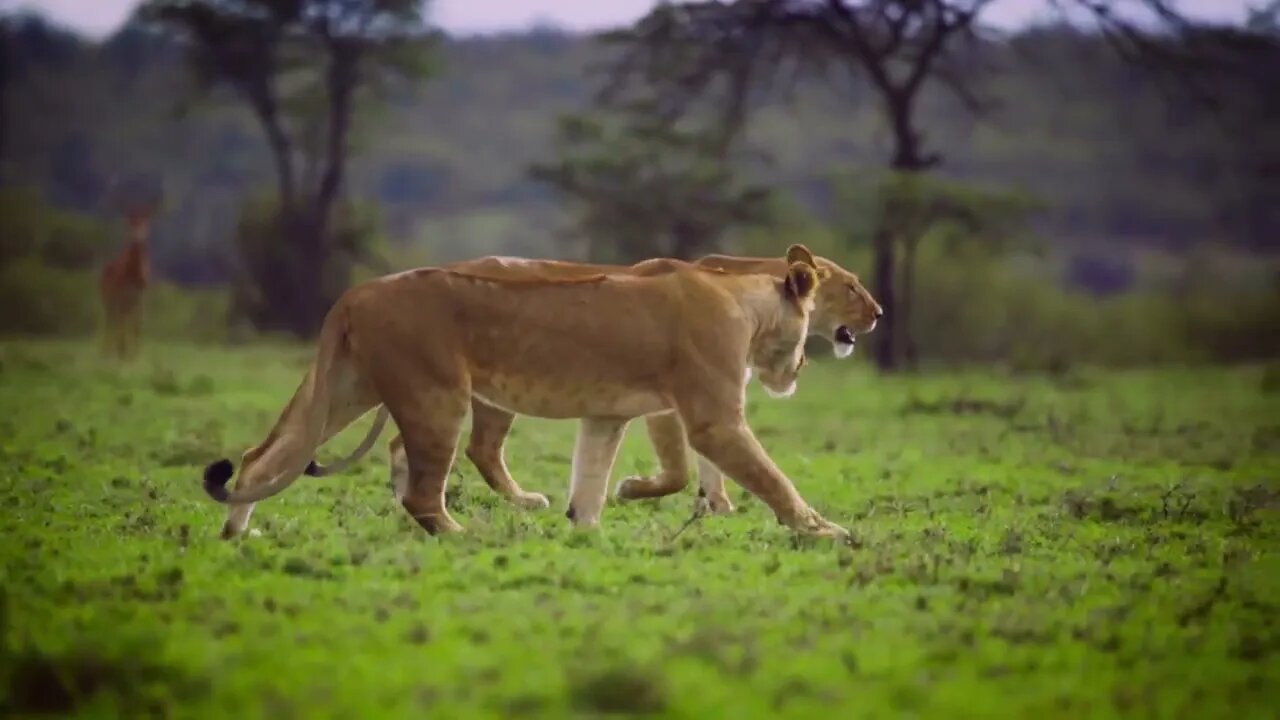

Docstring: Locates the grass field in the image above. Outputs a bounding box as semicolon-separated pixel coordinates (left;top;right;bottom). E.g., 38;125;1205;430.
1;340;1278;718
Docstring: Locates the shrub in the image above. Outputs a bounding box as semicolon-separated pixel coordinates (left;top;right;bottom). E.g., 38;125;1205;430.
812;242;1279;370
227;191;386;335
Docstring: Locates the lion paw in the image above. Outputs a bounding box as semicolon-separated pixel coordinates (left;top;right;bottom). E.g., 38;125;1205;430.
704;491;735;515
513;491;551;510
615;475;655;501
809;520;851;539
785;508;850;540
406;508;465;535
618;474;689;501
436;514;466;534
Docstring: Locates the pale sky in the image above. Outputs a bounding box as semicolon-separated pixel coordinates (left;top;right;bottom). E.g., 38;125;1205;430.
0;0;1253;38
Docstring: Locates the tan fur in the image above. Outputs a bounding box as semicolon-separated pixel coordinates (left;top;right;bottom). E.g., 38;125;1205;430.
205;249;849;540
99;213;151;360
328;248;881;515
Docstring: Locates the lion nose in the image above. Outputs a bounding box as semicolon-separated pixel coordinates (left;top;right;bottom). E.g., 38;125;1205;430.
874;307;884;319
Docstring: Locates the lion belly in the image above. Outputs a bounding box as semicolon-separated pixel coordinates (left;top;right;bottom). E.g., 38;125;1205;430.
471;373;668;420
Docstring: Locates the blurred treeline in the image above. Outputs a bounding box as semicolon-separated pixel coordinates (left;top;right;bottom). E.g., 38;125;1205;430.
0;11;1277;368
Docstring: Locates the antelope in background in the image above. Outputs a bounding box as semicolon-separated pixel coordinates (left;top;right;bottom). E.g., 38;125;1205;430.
99;207;152;359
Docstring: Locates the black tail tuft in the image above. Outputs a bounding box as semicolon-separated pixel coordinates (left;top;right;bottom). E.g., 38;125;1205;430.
303;460;319;477
203;459;235;502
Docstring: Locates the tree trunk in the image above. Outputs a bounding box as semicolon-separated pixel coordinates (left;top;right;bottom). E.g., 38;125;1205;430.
872;91;935;371
871;220;897;370
247;87;297;212
314;43;357;247
240;86;321;336
286;42;358;337
264;119;296;212
901;234;919;371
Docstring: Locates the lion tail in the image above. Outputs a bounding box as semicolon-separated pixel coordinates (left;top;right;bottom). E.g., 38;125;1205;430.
202;304;349;505
302;406;390;477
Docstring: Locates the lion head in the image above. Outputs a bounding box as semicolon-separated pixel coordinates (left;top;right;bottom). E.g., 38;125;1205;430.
810;257;883;359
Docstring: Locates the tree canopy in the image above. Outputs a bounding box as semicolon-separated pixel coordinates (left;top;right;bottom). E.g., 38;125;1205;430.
1;11;1275;273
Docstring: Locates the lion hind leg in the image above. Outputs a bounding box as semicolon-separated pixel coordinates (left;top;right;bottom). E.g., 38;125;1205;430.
390;390;470;535
464;398;549;510
388;434;409;501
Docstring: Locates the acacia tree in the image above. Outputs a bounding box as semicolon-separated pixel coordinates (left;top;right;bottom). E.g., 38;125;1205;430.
834;170;1040;367
529;1;806;262
600;0;995;369
530;105;775;262
598;0;1243;370
139;0;434;335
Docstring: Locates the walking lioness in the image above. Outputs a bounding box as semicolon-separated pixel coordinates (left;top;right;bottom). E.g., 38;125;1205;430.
309;247;882;514
202;246;851;540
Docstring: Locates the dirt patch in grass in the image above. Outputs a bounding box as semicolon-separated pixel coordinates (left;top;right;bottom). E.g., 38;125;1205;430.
569;665;668;715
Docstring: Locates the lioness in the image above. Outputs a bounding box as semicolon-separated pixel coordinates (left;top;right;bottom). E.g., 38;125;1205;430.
309;247;882;514
202;246;851;539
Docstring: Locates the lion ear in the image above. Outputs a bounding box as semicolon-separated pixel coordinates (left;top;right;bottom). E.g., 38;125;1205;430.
784;261;819;301
785;244;818;269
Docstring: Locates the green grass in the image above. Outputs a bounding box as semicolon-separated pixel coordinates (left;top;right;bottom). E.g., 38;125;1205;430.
1;340;1278;718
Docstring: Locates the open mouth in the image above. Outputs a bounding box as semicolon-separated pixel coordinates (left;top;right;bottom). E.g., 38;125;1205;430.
833;325;855;358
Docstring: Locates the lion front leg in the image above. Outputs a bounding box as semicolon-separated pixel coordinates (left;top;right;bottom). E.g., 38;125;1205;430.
682;417;847;539
566;418;627;528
